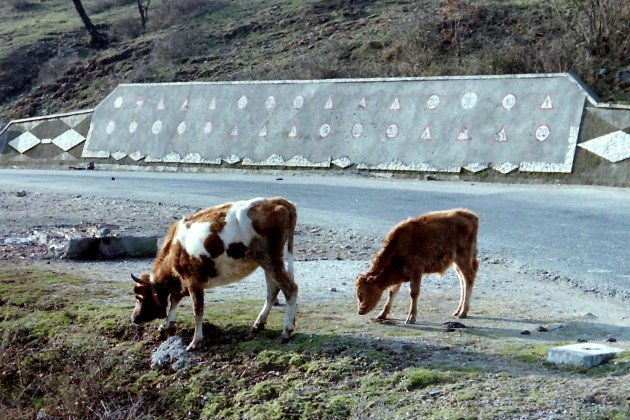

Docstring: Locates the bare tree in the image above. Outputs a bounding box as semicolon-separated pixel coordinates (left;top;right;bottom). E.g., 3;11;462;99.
71;0;109;47
138;0;151;29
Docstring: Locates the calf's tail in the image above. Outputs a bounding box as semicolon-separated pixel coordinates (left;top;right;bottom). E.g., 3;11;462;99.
285;200;298;279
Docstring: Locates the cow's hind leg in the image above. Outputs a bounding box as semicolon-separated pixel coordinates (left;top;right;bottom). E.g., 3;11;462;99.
253;271;281;332
274;266;298;342
376;283;401;321
453;259;477;318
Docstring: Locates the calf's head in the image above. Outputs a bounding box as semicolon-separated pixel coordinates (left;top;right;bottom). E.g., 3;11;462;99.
130;273;168;324
354;273;384;315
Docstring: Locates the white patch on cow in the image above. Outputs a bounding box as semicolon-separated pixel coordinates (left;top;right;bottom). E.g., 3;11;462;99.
175;219;212;258
219;197;265;246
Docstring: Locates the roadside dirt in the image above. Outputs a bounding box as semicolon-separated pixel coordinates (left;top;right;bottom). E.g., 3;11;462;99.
1;189;629;418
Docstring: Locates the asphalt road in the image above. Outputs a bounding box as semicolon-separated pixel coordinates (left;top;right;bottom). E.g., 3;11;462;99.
1;169;629;299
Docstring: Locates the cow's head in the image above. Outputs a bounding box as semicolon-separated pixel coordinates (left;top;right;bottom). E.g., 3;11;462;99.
130;273;169;324
354;273;384;315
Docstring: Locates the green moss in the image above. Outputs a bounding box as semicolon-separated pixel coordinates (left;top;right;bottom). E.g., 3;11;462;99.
400;367;457;390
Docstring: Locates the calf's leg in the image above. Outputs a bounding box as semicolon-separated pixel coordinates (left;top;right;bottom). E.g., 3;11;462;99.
376;283;402;321
405;276;422;324
453;260;477;318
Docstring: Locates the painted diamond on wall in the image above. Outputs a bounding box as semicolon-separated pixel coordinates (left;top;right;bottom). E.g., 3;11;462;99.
129;151;145;161
463;162;489;173
111;151;127;160
52;129;86;151
9;131;41;153
492;161;518;174
578;131;630;163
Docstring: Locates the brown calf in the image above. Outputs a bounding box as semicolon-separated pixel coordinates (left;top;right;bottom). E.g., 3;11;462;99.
355;208;479;323
131;197;298;350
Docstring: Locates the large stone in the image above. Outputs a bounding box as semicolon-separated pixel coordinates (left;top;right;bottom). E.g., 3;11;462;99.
547;343;623;367
151;336;191;370
65;235;157;260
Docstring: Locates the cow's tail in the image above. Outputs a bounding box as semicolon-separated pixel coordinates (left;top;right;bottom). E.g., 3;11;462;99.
285;200;297;280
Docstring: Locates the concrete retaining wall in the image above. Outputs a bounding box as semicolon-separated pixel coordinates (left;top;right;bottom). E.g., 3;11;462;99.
0;110;92;167
1;73;629;186
82;74;588;173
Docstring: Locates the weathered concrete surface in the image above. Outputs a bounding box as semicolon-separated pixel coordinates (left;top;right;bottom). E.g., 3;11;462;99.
66;235;158;260
82;74;588;173
547;343;624;367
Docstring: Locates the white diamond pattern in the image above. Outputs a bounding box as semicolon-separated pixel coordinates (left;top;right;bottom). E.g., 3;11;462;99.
578;131;630;163
52;129;86;151
9;131;41;153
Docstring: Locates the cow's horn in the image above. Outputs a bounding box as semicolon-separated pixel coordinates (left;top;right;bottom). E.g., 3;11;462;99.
131;273;143;284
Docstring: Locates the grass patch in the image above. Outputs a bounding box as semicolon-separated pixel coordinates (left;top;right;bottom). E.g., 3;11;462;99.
1;267;628;418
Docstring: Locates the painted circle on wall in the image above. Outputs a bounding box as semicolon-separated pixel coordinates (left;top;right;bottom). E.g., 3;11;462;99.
319;123;331;138
129;122;138;134
114;97;123;108
351;123;364;138
265;96;276;110
427;94;440;110
386;124;399;139
152;120;163;134
237;95;248;109
293;96;304;110
501;94;516;110
461;92;478;110
177;122;186;135
203;121;213;134
535;124;550;142
106;121;116;134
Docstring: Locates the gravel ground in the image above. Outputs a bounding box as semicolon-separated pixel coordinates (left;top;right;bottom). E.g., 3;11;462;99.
1;189;629;418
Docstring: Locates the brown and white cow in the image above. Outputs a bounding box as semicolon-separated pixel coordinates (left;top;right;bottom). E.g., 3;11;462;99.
355;208;479;324
131;197;298;351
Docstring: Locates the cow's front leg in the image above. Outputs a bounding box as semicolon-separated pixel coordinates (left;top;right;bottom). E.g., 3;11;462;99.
405;276;421;324
165;293;183;332
376;283;401;321
187;287;205;351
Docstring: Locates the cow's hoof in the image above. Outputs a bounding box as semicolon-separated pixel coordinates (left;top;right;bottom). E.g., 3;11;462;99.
280;330;293;343
455;313;468;319
375;316;387;323
186;341;203;351
405;318;416;325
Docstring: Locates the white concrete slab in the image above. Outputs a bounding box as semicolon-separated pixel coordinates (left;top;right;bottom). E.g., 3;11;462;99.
547;342;624;367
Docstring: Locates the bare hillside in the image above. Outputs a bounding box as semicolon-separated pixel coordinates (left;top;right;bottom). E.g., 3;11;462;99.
0;0;629;125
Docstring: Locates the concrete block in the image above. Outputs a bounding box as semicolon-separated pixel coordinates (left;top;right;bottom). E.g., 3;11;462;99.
547;343;624;367
66;235;158;260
